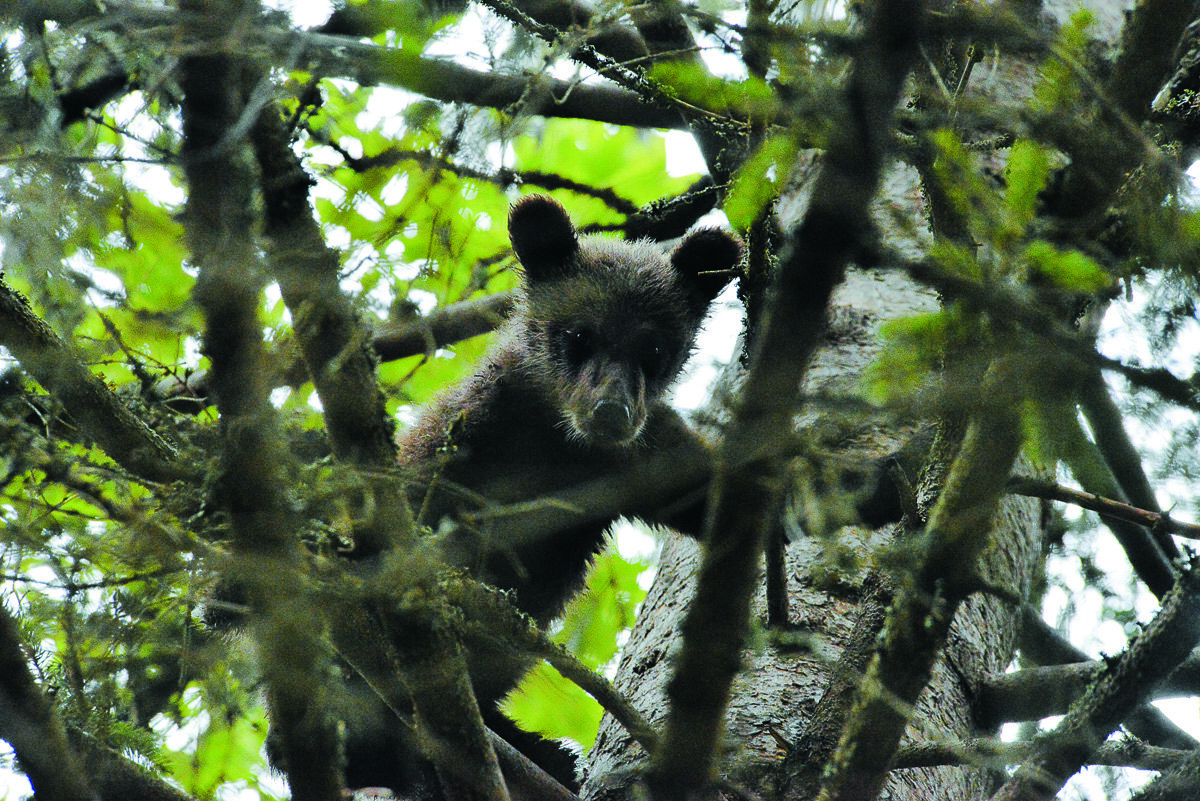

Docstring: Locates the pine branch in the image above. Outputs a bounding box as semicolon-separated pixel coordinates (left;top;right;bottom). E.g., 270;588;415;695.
903;259;1200;413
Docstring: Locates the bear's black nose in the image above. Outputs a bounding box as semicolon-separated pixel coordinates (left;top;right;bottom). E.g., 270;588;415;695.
590;399;633;441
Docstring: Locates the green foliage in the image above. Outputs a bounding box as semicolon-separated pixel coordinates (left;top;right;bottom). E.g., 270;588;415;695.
1022;241;1110;292
1032;9;1095;114
512;119;701;213
725;134;800;230
0;6;711;786
865;303;980;405
161;686;277;800
502;547;649;749
8;3;1200;800
649;62;775;117
1004;139;1051;232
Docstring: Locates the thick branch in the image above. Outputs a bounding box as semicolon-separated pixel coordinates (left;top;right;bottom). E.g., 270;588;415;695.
20;3;689;130
1127;743;1200;801
0;604;95;801
0;280;180;483
251;105;399;469
645;3;925;797
177;3;341;799
383;609;510;800
375;294;517;364
273;29;689;130
893;737;1189;773
979;649;1200;727
1018;608;1197;751
819;359;1025;801
993;565;1200;801
1050;2;1199;224
249;102;414;556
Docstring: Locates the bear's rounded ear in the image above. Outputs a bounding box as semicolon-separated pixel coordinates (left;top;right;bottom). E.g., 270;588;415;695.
671;228;743;311
509;195;579;282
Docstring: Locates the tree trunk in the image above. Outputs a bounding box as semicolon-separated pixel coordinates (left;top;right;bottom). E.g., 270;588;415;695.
584;1;1146;794
583;252;1045;800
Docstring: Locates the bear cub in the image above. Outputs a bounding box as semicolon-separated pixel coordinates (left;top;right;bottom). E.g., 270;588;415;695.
403;194;742;623
363;195;742;796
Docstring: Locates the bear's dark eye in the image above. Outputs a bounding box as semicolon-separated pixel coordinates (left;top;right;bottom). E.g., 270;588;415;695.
640;341;668;381
555;327;594;371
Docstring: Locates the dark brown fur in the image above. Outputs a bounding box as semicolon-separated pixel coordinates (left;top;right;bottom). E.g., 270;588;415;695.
402;195;741;619
356;196;742;796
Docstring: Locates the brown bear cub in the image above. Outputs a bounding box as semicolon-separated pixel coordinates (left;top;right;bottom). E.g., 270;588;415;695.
403;194;742;621
356;195;742;796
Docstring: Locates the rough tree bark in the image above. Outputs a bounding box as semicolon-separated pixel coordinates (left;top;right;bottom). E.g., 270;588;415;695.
583;0;1144;797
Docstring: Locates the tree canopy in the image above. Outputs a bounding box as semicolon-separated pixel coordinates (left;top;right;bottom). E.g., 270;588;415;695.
3;1;1200;800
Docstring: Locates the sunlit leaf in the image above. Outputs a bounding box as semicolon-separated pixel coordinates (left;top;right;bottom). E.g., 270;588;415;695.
725;134;800;230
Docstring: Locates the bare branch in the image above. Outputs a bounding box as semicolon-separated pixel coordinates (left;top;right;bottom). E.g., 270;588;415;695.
375;293;517;364
1009;477;1200;542
893;737;1189;773
1018;608;1197;751
1127;742;1200;801
979;648;1200;727
12;2;690;131
993;564;1200;801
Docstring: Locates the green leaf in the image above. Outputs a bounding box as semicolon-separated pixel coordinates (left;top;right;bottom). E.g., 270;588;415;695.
163;699;269;798
1005;139;1050;230
501;662;602;750
649;62;774;116
1023;241;1112;292
725;134;800;230
501;549;649;750
558;550;648;669
513;119;698;210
